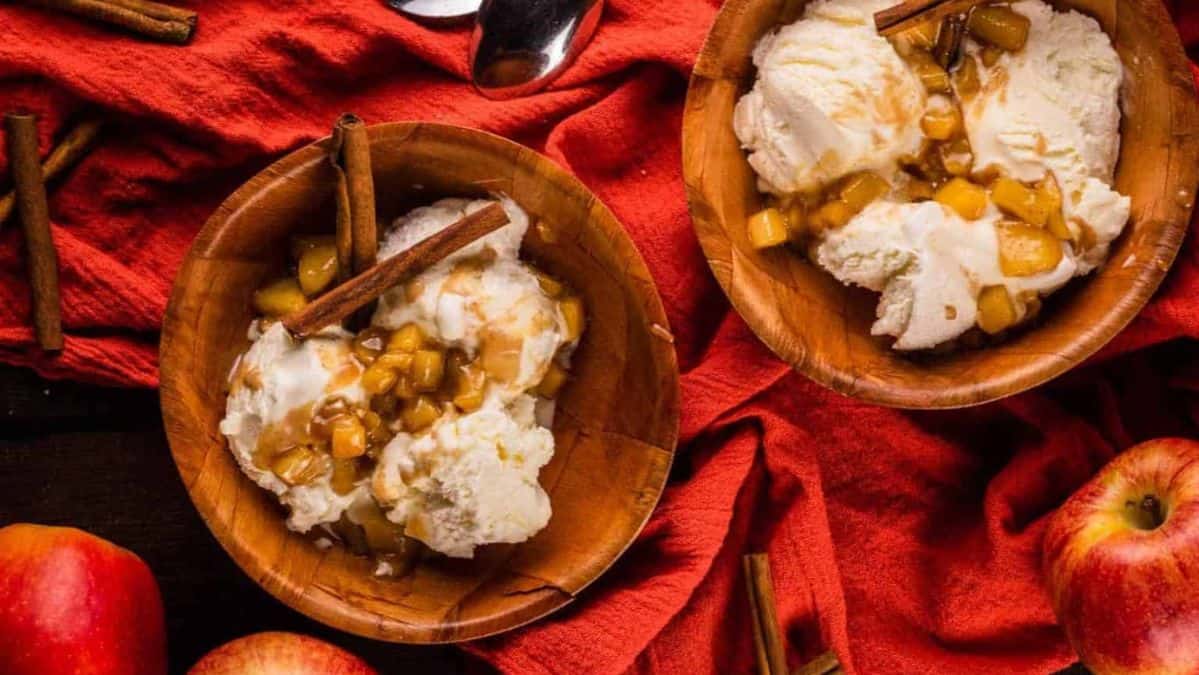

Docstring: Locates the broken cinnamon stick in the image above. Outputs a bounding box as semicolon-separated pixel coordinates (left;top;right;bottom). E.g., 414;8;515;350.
745;554;789;675
0;118;103;228
874;0;981;36
5;113;64;352
793;651;844;675
18;0;198;44
329;114;377;278
283;203;508;338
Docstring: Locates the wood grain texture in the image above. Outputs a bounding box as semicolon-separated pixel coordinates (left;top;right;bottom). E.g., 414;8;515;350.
159;122;680;643
683;0;1199;409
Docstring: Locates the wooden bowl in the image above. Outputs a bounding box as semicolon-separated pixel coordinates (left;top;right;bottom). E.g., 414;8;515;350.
683;0;1199;408
160;123;679;643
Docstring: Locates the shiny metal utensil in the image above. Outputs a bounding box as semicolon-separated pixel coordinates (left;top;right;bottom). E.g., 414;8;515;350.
470;0;603;99
387;0;482;25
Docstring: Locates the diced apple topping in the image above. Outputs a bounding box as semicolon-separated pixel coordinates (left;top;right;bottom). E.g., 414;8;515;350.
997;222;1063;276
990;177;1051;227
953;55;981;98
968;6;1031;52
976;285;1018;334
361;361;399;396
536;362;568;398
330;415;367;459
271;445;329;487
410;349;445;392
290;235;336;262
922;96;961;141
979;45;1003;67
330;458;361;495
747;207;789;250
387;323;425;353
559;296;585;342
534;270;565;298
894;19;940;53
253;278;307;318
938;138;974;177
449;359;488;413
400;395;440;432
351;327;388;365
904;177;936;202
1036;175;1071;240
809;200;854;232
839;172;891;212
297;243;339;296
935;178;989;220
906;50;952;93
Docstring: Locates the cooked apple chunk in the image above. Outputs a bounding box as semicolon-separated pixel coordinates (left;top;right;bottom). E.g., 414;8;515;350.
935;178;989;220
938;138;974;177
747;207;789;249
976;285;1018;334
271;445;329;486
1036;175;1071;240
953;55;981;97
997;222;1063;276
921;97;962;141
968;6;1031;52
839;172;890;212
297;243;338;296
253;278;307;318
991;177;1051;227
810;200;854;232
907;51;952;93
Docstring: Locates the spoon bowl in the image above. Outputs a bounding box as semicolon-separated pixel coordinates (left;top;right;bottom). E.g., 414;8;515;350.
470;0;603;99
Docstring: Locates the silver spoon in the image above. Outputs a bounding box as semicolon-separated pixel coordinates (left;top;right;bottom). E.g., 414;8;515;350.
386;0;482;25
469;0;603;100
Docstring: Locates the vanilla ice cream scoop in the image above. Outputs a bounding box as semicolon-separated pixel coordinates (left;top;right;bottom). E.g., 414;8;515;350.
220;323;370;532
817;201;1077;350
733;0;927;195
373;394;554;558
373;197;569;395
367;196;577;558
962;0;1129;272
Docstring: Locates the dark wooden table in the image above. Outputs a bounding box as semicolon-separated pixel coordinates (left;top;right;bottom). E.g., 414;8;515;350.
0;365;472;674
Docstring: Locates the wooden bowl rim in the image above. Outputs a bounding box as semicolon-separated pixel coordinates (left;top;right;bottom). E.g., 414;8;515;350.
159;121;681;643
683;0;1199;409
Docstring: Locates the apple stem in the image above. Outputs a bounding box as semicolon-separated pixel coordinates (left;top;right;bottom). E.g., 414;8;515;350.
1141;495;1165;529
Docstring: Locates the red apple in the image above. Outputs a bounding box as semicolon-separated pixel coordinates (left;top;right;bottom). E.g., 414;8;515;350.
0;523;167;675
188;632;377;674
1043;438;1199;675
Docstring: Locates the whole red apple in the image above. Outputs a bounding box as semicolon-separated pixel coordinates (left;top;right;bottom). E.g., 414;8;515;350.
1043;438;1199;674
188;632;377;674
0;523;167;675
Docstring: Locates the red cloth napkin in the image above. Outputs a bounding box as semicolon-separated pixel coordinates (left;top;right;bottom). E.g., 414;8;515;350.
1;1;1197;673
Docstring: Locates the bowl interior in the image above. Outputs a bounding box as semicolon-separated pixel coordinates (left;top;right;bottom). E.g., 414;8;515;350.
160;123;679;643
683;0;1199;408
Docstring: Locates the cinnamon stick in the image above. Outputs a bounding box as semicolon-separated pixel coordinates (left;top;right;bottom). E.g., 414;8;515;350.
5;113;64;351
744;554;789;675
0;118;103;228
283;203;508;338
874;0;981;36
793;651;843;675
329;114;377;278
18;0;198;44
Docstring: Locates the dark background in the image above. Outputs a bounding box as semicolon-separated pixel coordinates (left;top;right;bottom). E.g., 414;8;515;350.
0;365;473;674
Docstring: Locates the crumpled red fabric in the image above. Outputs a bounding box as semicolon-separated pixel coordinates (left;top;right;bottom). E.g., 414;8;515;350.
1;1;1196;673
